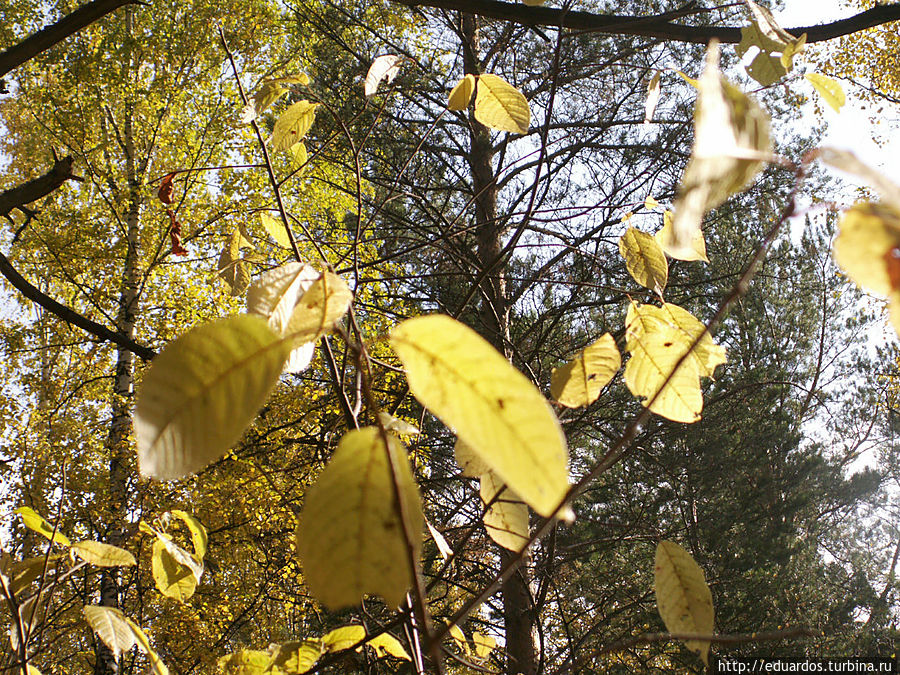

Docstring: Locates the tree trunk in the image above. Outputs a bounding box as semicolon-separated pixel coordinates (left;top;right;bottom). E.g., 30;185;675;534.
461;14;537;675
95;9;141;675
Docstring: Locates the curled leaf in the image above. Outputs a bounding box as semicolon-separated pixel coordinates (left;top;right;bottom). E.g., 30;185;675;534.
550;333;621;408
365;55;403;98
448;74;476;110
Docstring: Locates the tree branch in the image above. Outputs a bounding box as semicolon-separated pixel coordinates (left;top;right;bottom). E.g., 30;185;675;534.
389;0;900;44
0;0;141;81
0;159;155;361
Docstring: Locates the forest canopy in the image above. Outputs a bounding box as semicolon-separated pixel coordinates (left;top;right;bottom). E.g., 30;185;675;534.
0;0;899;674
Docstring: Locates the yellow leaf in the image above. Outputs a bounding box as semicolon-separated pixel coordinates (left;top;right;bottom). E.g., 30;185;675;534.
271;101;319;151
644;70;661;125
285;271;353;344
240;74;309;124
472;631;496;658
656;210;709;262
619;227;669;296
644;196;660;210
448;74;476;111
447;622;469;654
322;625;366;653
290;141;309;170
364;55;403;98
259;212;292;248
169;510;208;559
217;650;271;674
124;618;169;675
268;640;323;673
736;1;803;86
367;633;412;660
247;262;320;334
674;69;699;89
390;315;570;518
480;470;529;552
151;539;197;602
71;541;136;567
217;228;254;296
135;315;292;480
625;325;702;423
378;411;420;436
550;334;621;408
806;73;845;113
474;73;530;135
655;540;715;664
83;605;135;659
297;427;423;609
671;42;770;258
13;507;70;548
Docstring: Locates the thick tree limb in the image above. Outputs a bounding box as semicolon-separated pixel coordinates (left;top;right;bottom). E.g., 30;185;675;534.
390;0;900;44
0;0;141;80
0;159;155;361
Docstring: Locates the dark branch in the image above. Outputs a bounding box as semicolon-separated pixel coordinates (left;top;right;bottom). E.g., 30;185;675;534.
0;159;155;361
390;0;900;44
0;0;141;80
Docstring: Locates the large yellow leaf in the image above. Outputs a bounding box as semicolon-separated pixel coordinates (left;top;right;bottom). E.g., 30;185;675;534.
218;650;271;674
297;427;423;609
321;625;366;652
268;640;323;673
670;42;770;258
240;74;309;124
366;633;412;660
71;541;136;567
454;437;490;478
806;73;845;113
448;74;476;111
285;271;352;344
135;315;292;480
619;227;668;296
550;334;620;408
654;540;715;664
390;314;570;518
480;470;529;552
474;74;530;135
625;326;702;423
169;510;208;559
151;539;197;602
271;101;319;152
83;605;135;659
14;507;70;547
656;210;709;262
657;304;727;378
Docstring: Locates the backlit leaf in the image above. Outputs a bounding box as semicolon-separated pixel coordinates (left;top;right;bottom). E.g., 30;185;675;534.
170;510;208;559
135;315;292;480
268;640;323;673
71;541;136;567
271;101;319;152
284;271;352;344
322;625;365;653
655;540;715;664
378;412;420;436
806;73;845;112
472;632;496;658
656;210;709;262
83;605;135;659
218;650;271;674
14;507;70;548
474;74;530;135
480;471;529;552
426;521;453;559
217;228;254;296
124;618;169;675
447;622;469;654
240;74;309;124
290;141;308;171
364;55;403;98
832;201;900;336
367;632;411;660
259;212;292;248
448;74;476;110
390;315;570;518
644;70;661;125
297;427;423;609
736;1;803;86
550;334;621;408
151;538;197;602
670;42;770;258
619;227;669;296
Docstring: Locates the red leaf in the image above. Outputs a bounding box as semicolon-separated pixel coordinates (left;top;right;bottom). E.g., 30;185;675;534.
158;173;176;205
